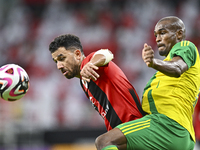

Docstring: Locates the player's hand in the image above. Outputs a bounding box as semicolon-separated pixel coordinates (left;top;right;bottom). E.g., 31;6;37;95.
80;62;99;82
142;43;154;67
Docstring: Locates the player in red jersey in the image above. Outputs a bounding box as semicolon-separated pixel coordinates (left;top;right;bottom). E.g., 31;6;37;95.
80;52;145;130
49;34;145;132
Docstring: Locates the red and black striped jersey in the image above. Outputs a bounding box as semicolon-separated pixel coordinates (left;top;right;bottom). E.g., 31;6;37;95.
80;52;145;131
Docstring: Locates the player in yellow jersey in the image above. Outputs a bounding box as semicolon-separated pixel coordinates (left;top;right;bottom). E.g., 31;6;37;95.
95;16;200;150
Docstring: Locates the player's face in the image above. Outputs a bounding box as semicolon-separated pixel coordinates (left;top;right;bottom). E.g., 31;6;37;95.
51;47;80;79
154;20;178;56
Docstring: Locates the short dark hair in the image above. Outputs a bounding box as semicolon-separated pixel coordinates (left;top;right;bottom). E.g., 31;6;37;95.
49;34;83;53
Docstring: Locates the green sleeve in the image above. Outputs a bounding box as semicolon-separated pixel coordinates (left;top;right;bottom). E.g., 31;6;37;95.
170;41;197;69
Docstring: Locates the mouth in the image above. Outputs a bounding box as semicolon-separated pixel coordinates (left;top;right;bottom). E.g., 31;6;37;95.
63;71;68;76
157;44;165;50
61;69;68;76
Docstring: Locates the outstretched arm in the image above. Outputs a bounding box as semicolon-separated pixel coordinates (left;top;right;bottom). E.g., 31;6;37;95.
142;43;188;77
81;49;114;82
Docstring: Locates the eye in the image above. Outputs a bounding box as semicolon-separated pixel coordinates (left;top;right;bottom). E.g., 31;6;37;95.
58;56;65;61
60;57;65;61
160;31;165;35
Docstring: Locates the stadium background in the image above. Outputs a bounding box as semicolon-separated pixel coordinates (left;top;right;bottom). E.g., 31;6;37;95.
0;0;200;149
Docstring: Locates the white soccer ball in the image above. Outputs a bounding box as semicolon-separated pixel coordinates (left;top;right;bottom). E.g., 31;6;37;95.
0;64;30;101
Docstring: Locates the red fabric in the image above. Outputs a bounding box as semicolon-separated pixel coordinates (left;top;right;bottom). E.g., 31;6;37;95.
80;52;143;131
194;99;200;141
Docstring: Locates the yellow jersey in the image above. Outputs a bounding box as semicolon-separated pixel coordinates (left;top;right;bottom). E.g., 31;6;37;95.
142;40;200;141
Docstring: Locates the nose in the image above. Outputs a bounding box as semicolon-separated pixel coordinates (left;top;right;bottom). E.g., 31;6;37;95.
156;34;161;43
57;61;63;70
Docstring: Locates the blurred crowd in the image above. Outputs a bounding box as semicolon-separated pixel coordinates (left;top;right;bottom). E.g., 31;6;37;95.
0;0;200;146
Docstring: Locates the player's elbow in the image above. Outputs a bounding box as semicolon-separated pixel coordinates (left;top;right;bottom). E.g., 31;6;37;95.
173;66;183;78
172;60;188;78
173;71;181;77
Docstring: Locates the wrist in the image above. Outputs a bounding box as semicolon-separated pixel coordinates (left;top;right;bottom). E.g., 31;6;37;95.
93;49;114;65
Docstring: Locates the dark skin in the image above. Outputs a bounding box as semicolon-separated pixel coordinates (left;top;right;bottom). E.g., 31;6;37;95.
95;128;127;150
142;19;188;77
95;17;188;150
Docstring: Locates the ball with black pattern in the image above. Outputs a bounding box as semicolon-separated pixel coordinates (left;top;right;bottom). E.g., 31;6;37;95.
0;64;30;101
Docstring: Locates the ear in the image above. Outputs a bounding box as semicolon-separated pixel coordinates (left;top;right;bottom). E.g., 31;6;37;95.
176;29;184;41
74;49;82;60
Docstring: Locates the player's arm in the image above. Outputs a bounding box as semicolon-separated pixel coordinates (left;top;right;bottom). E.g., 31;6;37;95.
142;43;188;77
80;49;114;82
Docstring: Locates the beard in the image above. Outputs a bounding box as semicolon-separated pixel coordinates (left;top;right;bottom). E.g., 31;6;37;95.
65;73;74;79
158;46;170;57
159;50;167;56
64;64;80;79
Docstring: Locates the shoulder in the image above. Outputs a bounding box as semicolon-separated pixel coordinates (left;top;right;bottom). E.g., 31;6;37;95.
173;40;196;50
170;40;197;56
171;40;198;68
81;52;96;69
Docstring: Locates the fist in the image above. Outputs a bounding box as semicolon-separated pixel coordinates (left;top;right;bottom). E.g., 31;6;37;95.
142;43;154;67
80;62;99;82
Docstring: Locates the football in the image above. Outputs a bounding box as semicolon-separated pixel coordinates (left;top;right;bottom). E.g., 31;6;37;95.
0;64;30;101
